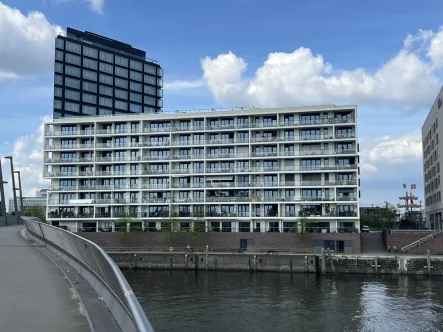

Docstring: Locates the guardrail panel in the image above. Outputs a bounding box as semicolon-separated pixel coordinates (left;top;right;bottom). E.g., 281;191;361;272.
22;217;154;332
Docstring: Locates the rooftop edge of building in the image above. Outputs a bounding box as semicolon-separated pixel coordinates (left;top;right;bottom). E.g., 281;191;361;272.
59;27;159;65
46;104;357;124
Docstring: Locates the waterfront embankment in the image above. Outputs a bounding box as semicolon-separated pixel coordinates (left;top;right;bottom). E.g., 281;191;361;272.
109;250;443;275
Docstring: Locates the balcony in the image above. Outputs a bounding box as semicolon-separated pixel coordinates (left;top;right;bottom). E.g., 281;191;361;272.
45;144;94;150
95;156;141;162
44;157;94;163
45;129;94;137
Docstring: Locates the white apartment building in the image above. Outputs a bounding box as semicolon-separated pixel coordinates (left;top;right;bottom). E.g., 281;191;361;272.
43;105;360;233
423;86;443;230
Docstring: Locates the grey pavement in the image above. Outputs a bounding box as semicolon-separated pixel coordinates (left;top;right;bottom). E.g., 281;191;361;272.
0;226;119;332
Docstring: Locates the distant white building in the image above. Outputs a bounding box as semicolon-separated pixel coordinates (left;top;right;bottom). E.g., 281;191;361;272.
8;189;48;214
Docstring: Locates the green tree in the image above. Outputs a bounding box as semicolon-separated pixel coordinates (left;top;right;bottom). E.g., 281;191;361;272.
190;208;206;244
161;211;183;247
291;216;312;250
115;204;137;244
24;206;46;223
360;204;397;230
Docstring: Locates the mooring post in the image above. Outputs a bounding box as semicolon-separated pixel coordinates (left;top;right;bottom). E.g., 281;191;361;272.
254;255;257;272
374;257;379;274
321;248;326;274
427;250;431;276
185;254;188;270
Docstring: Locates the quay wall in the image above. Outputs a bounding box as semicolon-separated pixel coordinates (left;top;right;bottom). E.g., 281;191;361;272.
109;251;443;276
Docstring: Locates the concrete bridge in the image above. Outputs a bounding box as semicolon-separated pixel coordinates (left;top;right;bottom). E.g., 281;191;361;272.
0;219;154;332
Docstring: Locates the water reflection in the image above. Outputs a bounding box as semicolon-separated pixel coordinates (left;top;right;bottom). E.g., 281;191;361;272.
123;270;443;332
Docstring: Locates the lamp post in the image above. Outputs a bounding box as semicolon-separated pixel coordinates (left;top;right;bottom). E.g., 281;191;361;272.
0;167;7;224
4;157;19;224
14;171;24;217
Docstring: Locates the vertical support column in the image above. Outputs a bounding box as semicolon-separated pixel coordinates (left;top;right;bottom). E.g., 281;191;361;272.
427;250;431;276
327;248;335;273
321;248;326;274
205;245;209;271
6;157;19;225
16;171;24;217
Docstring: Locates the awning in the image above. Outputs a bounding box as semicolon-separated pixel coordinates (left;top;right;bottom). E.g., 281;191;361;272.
206;176;234;181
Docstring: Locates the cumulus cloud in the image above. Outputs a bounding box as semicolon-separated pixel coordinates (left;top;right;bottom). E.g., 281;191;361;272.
200;28;443;111
359;130;423;176
0;2;63;82
1;115;52;205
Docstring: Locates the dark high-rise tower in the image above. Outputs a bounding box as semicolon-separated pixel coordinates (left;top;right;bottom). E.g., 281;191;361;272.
53;27;163;118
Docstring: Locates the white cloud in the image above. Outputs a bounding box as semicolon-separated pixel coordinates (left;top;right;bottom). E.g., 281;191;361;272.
0;2;63;83
87;0;105;15
164;79;204;90
359;129;423;178
1;115;52;204
52;0;105;14
200;28;443;111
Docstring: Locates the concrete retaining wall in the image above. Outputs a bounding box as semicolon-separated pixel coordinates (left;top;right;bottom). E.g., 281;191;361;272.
110;252;443;276
387;232;443;254
78;232;361;253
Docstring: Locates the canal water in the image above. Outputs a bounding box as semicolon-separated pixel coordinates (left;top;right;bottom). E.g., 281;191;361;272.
123;270;443;332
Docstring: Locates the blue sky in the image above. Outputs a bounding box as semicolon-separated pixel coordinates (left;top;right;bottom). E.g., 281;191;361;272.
1;0;442;207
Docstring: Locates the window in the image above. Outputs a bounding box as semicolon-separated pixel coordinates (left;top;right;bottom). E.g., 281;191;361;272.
144;75;156;85
144;85;156;95
66;41;81;54
99;85;113;97
65;65;80;77
83;93;97;104
144;64;156;74
82;81;97;93
82;105;96;115
55;63;63;73
55;50;64;61
130;81;142;92
83;58;97;70
157;67;163;77
65;53;80;65
130;104;142;113
65;89;80;101
65;102;80;113
83;46;98;58
145;96;156;106
115;89;128;99
130;71;142;81
130;60;143;71
157;78;163;87
65;77;80;89
158;89;163;97
99;74;113;85
158;99;163;107
115;101;128;111
115;67;128;78
54;87;63;97
99;109;112;115
130;92;142;103
115;56;128;67
83;69;97;81
115;78;128;89
54;99;62;109
100;51;113;63
144;107;155;113
54;75;63;85
55;38;64;49
99;97;112;107
99;62;113;74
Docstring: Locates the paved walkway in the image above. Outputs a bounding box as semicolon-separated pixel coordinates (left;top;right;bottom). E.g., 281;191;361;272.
0;226;96;332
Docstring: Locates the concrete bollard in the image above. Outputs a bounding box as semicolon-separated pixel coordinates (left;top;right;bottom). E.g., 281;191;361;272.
427;250;431;276
374;257;379;274
321;248;326;274
185;254;188;270
254;255;257;272
304;256;308;273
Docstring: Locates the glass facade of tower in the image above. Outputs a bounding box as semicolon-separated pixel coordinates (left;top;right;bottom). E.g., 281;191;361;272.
53;28;163;118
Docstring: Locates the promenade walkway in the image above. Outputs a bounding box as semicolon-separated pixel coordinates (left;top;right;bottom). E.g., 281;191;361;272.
0;225;120;332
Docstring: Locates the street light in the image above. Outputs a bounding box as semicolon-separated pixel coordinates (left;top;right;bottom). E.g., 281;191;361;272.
14;171;24;216
0;160;7;224
4;156;19;224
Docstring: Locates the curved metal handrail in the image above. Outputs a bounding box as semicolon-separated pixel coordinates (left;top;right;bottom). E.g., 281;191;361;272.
22;217;154;332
